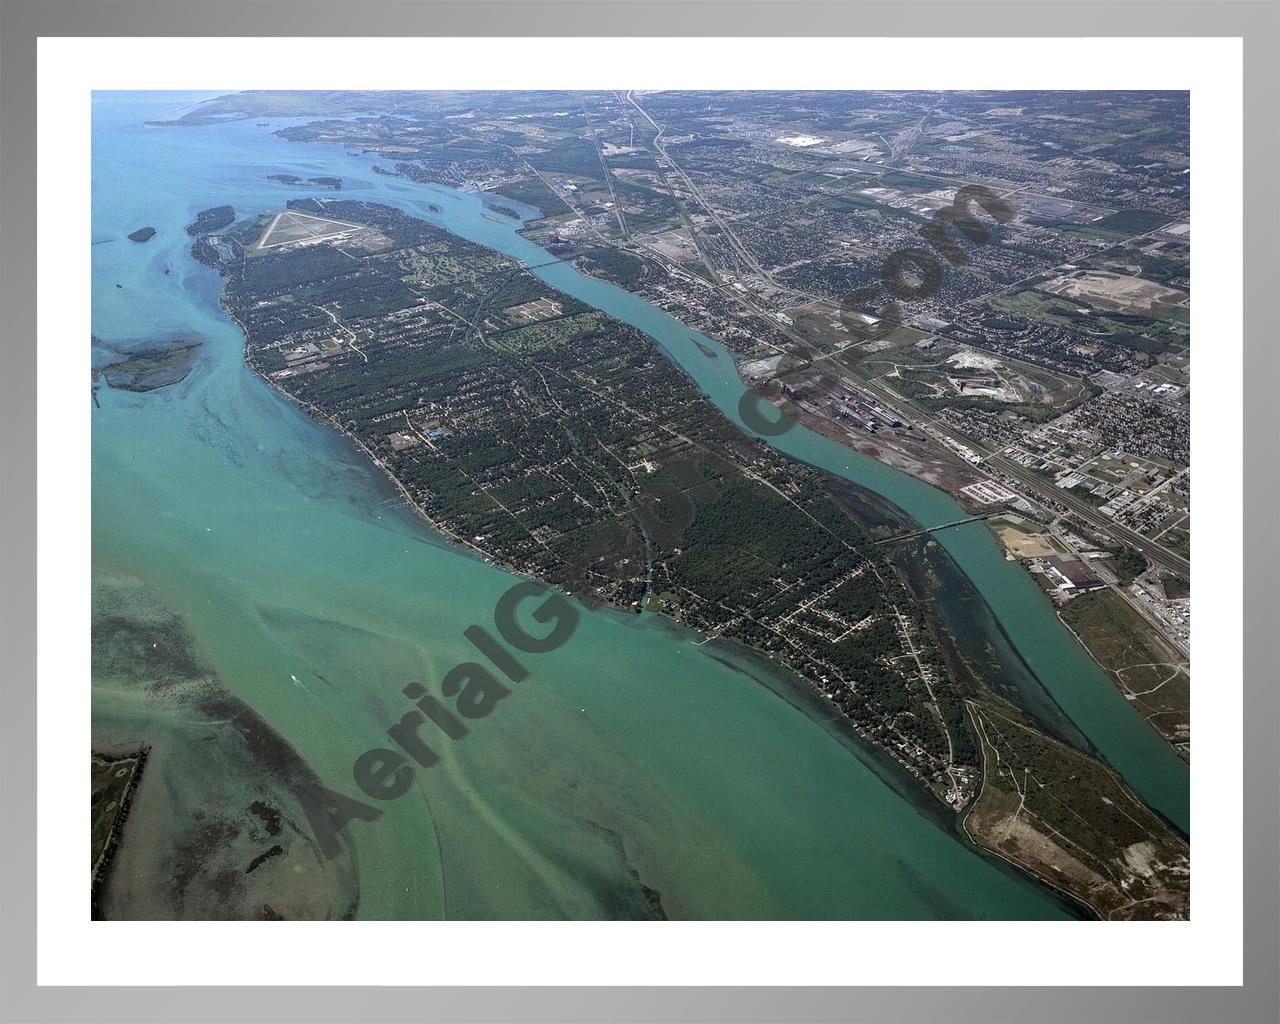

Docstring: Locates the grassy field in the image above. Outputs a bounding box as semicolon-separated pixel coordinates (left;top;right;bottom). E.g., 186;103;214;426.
492;177;572;217
1060;588;1190;753
822;319;1092;421
91;751;144;882
488;312;603;354
990;287;1187;357
964;696;1188;919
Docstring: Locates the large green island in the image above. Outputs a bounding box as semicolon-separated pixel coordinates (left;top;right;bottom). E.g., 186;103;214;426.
192;199;1189;920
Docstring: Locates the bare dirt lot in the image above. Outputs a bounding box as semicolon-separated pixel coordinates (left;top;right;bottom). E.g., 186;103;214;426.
991;520;1061;559
1042;270;1188;316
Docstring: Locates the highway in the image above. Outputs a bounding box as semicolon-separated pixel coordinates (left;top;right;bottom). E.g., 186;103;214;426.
853;375;1191;577
625;91;777;285
984;450;1190;577
531;93;1191;582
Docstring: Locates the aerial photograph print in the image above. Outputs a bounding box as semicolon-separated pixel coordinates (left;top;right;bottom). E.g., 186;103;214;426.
91;88;1191;922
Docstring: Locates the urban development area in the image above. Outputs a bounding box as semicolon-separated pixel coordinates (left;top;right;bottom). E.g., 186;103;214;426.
94;91;1192;922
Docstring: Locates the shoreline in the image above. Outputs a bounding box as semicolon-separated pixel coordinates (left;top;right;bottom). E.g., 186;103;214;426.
203;201;1182;918
236;307;1116;918
1054;602;1190;765
90;746;149;919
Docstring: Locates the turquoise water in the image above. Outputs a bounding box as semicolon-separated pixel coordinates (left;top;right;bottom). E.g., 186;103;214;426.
90;92;1173;920
412;146;1191;837
427;192;1191;837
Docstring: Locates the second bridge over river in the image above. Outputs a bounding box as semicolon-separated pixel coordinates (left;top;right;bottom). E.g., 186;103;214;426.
873;510;1008;547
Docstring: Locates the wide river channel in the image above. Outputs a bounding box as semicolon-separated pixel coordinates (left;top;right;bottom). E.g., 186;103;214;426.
91;92;1187;920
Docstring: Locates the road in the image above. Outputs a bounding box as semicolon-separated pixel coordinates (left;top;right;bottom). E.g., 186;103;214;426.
893;605;962;798
625;91;777;285
314;303;367;363
581;98;629;240
984;450;1189;577
853;375;1190;577
507;93;1190;581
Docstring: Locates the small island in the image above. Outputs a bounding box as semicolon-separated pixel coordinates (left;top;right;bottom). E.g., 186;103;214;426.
265;173;342;190
96;338;201;392
127;227;157;243
185;205;235;236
